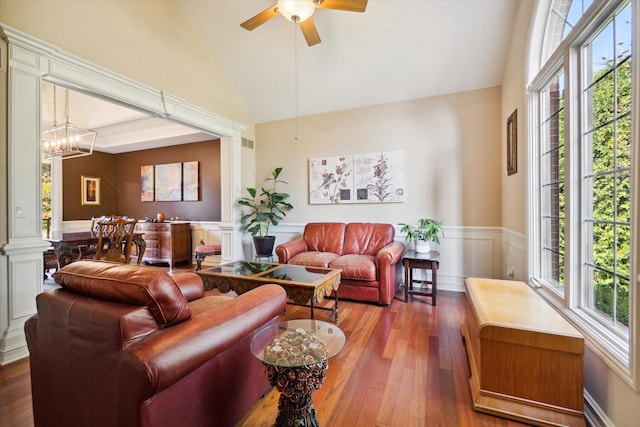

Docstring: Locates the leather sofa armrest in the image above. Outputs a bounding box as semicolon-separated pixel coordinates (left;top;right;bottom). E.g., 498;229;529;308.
172;273;204;301
123;284;287;394
376;241;406;305
376;241;406;266
276;239;308;263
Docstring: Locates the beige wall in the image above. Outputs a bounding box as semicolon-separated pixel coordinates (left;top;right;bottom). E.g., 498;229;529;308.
255;86;502;228
500;0;531;236
0;0;255;138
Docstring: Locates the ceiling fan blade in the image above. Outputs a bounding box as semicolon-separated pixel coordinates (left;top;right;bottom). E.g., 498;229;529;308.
314;0;368;12
299;18;321;46
240;5;279;31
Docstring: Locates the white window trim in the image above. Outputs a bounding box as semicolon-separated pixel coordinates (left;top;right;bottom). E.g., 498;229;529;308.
527;0;640;390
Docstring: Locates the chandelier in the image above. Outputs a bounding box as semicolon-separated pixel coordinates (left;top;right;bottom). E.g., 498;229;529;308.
41;86;97;159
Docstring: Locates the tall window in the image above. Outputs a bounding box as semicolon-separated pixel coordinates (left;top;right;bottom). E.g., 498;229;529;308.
540;70;565;292
530;0;636;383
582;5;632;332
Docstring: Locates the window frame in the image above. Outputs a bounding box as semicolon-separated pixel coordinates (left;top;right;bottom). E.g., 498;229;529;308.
528;0;639;390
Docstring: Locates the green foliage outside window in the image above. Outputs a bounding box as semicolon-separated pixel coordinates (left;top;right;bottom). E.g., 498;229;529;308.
41;160;51;237
589;52;632;327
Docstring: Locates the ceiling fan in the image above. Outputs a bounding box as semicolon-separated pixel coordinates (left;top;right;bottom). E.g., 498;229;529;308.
240;0;368;47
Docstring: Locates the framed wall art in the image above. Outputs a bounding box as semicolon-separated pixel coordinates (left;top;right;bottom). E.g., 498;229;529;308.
155;162;183;201
140;165;155;201
182;161;199;201
507;109;517;176
81;175;100;206
309;150;404;204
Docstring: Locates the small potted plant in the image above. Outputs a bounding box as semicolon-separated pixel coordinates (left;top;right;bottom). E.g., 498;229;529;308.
238;167;293;257
399;218;444;253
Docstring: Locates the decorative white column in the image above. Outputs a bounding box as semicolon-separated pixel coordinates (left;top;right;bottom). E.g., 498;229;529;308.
0;35;50;364
0;24;248;364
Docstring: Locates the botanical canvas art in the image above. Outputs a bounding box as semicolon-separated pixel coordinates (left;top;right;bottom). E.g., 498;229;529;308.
309;151;404;204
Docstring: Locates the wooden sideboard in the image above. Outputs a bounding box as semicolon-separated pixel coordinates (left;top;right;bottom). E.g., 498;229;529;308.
461;277;585;427
134;222;191;267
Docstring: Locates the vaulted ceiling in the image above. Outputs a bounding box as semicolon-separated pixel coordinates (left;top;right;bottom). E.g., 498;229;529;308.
176;0;520;123
41;0;520;152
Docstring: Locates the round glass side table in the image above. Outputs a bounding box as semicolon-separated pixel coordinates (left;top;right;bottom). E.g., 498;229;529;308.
251;319;346;427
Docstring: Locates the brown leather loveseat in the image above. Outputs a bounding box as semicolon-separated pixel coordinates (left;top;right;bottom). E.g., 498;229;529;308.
25;261;287;427
276;223;405;305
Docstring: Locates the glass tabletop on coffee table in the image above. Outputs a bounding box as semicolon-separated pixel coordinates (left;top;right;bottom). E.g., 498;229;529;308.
250;319;345;426
196;262;342;322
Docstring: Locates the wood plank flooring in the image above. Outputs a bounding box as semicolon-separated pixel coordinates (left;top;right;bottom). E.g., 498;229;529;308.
1;264;532;427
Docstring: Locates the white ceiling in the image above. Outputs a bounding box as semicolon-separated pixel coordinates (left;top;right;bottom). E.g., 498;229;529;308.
41;0;520;152
41;82;213;154
176;0;520;123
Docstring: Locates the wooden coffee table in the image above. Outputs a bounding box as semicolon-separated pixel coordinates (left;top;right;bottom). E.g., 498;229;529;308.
196;261;341;322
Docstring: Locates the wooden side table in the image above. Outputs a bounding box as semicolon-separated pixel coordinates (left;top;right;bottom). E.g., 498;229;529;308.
402;250;439;305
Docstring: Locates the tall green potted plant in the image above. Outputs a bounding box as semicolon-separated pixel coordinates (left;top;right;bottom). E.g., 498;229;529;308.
399;218;444;253
238;167;293;257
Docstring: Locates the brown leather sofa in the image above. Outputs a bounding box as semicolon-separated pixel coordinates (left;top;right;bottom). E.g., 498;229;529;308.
276;223;405;305
25;261;287;427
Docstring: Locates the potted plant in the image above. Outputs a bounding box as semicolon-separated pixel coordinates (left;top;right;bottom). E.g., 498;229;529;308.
399;218;444;253
238;167;293;257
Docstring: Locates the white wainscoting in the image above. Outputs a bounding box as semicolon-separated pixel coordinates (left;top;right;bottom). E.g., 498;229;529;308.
270;224;527;293
59;221;528;288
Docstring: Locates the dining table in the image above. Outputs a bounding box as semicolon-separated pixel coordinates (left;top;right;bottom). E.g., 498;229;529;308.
47;231;146;269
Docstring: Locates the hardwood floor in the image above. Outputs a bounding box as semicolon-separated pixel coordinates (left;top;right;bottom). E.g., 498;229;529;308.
1;265;531;426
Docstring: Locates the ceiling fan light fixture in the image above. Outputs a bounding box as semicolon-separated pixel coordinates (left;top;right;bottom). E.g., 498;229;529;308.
277;0;315;23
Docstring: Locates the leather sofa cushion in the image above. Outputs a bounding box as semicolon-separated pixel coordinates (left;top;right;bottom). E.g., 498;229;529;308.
53;260;191;327
303;223;346;254
289;251;339;268
329;254;377;281
188;295;235;316
343;223;395;255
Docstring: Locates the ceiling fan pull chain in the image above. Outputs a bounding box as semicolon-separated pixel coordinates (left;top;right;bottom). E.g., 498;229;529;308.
294;22;299;142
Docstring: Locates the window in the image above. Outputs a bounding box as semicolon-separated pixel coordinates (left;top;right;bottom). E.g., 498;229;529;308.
529;0;637;386
582;5;632;334
539;70;565;293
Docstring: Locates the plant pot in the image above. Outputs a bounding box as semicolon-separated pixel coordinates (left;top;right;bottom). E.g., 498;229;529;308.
415;240;431;254
253;236;276;257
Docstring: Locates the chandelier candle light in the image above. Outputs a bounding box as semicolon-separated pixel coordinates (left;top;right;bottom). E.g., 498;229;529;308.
41;86;97;159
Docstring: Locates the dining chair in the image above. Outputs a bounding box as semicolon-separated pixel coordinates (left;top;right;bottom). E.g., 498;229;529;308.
77;215;113;260
96;217;138;263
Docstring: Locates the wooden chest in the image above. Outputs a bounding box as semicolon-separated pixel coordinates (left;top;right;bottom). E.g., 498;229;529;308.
461;277;585;427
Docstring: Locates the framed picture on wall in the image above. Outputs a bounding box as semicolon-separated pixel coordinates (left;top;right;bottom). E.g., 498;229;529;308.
155;163;183;201
507;109;517;176
182;161;199;201
81;176;100;206
140;165;155;201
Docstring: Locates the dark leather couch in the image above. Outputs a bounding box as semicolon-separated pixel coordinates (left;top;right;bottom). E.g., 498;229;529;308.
25;261;287;427
275;223;405;305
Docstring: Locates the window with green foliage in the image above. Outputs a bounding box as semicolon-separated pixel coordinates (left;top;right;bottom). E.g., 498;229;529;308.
530;0;636;380
582;5;632;331
42;158;52;237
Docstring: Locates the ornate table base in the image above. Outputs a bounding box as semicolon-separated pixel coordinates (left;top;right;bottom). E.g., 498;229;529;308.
264;361;328;427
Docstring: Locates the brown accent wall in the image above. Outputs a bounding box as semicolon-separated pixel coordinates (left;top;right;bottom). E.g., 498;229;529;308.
63;140;221;221
63;151;116;219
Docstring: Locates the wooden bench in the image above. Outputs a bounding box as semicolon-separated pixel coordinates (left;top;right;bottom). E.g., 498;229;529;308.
461;278;585;427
